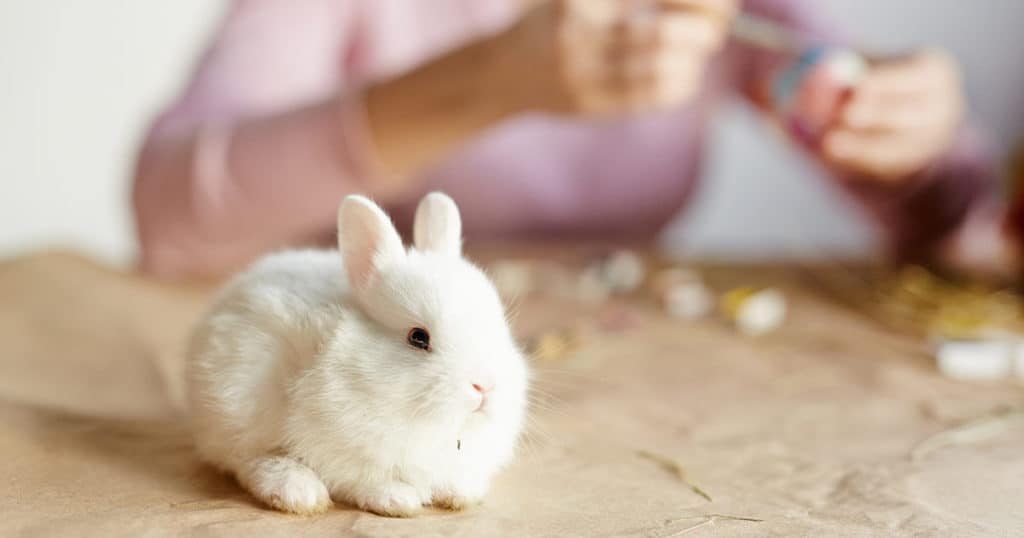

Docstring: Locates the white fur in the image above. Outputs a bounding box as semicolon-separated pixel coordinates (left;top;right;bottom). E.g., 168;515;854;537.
187;193;529;517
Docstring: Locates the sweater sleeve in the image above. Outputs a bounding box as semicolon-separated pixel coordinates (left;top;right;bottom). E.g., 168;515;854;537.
132;0;379;278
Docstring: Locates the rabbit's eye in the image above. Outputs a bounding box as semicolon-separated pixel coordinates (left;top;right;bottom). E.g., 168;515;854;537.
407;327;431;351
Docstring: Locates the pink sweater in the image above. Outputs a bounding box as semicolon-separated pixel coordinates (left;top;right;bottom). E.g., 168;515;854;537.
133;0;994;276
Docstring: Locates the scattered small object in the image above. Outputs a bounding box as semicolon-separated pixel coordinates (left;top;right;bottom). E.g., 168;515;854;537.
662;513;764;537
597;304;643;332
636;449;712;502
456;439;461;451
720;287;787;336
652;268;713;320
876;265;1024;339
490;251;645;306
935;338;1019;381
910;405;1024;461
597;250;647;294
855;264;1024;381
650;267;702;292
575;264;612;305
877;265;1024;381
664;283;714;320
489;260;535;299
530;327;582;361
1015;343;1024;379
534;261;581;301
929;309;996;341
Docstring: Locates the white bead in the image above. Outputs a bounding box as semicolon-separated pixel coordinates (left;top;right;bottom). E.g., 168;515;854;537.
1014;341;1024;380
600;250;646;293
734;289;787;336
664;281;713;320
575;265;611;305
936;338;1015;380
489;261;534;298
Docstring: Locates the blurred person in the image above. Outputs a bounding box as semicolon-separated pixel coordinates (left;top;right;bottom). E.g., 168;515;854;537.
133;0;1012;278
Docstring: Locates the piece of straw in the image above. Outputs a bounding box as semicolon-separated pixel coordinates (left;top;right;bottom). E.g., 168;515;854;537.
910;406;1024;461
663;514;765;537
637;449;713;502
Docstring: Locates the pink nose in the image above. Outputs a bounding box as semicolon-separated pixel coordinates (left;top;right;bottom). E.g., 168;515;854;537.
472;383;493;394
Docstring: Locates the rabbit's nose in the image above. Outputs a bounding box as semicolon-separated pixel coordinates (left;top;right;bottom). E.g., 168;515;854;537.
472;382;494;394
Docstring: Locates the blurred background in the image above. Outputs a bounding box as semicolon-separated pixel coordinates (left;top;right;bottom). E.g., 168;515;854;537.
2;0;1023;266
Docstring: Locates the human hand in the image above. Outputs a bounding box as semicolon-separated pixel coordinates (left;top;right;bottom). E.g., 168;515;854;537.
506;0;737;115
820;49;965;181
935;203;1022;283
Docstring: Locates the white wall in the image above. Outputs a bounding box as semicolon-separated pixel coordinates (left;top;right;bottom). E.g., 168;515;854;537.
0;1;224;265
1;1;1022;264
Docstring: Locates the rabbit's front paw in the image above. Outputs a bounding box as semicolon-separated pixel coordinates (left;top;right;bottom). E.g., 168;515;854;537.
433;478;487;511
241;456;331;515
433;492;483;511
351;482;426;517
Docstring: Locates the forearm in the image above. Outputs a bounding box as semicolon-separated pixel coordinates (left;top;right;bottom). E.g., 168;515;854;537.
839;127;997;261
364;19;544;177
134;24;541;278
134;96;362;278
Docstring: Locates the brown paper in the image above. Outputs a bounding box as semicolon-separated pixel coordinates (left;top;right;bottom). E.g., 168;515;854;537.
1;252;1022;536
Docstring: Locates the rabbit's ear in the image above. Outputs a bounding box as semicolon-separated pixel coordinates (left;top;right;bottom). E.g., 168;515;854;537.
413;192;462;257
338;195;405;291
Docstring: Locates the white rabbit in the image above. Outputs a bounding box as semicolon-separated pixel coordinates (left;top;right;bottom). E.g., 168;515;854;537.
187;192;529;517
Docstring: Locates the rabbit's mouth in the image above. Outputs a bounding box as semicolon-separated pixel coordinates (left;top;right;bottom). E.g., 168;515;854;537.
465;400;493;422
473;399;488;414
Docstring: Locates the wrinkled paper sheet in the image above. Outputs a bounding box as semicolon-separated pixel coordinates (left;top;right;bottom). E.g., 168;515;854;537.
1;252;1022;537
